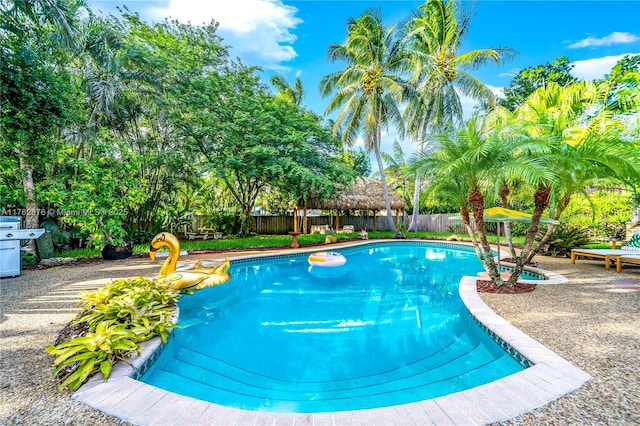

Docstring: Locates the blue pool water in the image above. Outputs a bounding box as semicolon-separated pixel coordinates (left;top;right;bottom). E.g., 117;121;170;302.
140;242;531;413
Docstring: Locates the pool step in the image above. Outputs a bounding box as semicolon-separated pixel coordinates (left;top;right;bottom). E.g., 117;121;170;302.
144;339;520;412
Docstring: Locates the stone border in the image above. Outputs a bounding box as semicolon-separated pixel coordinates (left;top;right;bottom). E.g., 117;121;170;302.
72;241;589;425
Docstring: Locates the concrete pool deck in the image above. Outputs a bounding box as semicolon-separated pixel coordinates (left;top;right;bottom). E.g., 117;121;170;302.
71;242;589;425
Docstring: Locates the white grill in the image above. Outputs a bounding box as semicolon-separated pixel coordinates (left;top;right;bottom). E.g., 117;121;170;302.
0;217;44;277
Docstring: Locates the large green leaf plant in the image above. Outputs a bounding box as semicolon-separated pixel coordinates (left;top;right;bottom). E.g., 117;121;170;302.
46;277;179;391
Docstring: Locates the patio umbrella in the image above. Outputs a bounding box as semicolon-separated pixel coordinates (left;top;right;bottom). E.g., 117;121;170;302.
450;207;559;271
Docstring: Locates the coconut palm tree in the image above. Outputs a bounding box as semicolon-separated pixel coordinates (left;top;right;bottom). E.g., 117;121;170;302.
319;9;409;233
402;0;514;231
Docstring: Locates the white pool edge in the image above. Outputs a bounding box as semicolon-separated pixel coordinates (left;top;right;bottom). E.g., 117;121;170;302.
72;243;590;425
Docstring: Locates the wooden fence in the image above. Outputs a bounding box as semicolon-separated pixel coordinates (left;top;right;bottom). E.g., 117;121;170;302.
193;213;461;235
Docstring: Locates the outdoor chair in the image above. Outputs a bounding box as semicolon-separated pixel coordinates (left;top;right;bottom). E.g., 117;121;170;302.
571;229;640;272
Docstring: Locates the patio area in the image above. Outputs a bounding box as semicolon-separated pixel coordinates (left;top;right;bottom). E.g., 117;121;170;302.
1;247;638;425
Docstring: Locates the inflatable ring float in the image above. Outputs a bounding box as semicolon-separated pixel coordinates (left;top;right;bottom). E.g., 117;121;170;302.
308;251;346;267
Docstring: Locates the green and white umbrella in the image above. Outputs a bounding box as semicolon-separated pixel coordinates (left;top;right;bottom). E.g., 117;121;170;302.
450;207;559;271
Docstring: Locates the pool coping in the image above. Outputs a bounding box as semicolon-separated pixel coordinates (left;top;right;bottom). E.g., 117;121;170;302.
72;241;589;425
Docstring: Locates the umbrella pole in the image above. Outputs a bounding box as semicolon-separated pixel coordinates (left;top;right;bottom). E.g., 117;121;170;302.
497;222;501;274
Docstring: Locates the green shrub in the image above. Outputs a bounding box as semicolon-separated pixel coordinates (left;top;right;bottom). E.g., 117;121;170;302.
560;191;632;240
22;251;37;266
46;277;179;391
537;224;591;257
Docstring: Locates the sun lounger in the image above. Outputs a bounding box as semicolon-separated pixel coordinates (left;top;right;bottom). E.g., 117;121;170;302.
619;254;640;271
571;230;640;272
570;249;634;272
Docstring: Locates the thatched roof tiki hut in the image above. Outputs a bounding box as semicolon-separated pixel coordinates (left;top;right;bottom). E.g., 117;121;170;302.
304;178;407;233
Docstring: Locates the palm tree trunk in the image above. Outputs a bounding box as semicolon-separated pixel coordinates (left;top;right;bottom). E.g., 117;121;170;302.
499;184;517;259
408;173;421;232
460;206;488;270
374;128;397;233
468;188;502;284
505;185;552;285
525;193;568;262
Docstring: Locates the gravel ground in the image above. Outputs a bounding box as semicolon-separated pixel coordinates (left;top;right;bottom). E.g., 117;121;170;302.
1;250;639;425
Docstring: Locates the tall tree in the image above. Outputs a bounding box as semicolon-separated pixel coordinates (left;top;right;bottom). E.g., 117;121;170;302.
0;0;83;253
402;0;514;231
599;54;640;115
320;10;408;233
1;0;85;51
499;56;578;111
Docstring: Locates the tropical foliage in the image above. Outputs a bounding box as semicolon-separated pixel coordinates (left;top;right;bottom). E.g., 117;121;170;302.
46;277;179;390
401;0;513;231
499;57;578;111
415;77;640;284
1;2;355;246
3;0;639;287
320;9;409;233
537;224;591;258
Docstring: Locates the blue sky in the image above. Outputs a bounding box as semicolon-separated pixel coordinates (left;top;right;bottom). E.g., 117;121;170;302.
90;0;640;156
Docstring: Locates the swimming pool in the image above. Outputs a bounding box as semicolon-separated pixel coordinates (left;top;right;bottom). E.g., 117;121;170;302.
139;241;531;413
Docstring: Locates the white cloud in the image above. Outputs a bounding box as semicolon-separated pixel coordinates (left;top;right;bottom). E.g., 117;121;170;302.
571;53;640;80
151;0;301;69
569;31;639;49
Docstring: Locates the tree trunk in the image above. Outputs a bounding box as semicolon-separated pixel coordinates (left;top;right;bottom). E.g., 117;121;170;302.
499;184;517;258
303;206;308;234
19;151;39;256
526;193;569;261
373;128;397;234
468;188;501;284
460;206;488;271
18;152;40;257
505;184;552;285
408;173;421;232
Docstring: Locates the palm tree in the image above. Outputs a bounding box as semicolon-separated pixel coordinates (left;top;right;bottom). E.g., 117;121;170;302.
1;0;86;51
489;81;640;266
319;9;409;233
270;74;305;106
379;139;413;206
415;117;504;277
417;116;555;285
402;0;514;231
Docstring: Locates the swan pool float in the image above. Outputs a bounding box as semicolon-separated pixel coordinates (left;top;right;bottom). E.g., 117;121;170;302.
308;251;346;267
149;232;231;291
